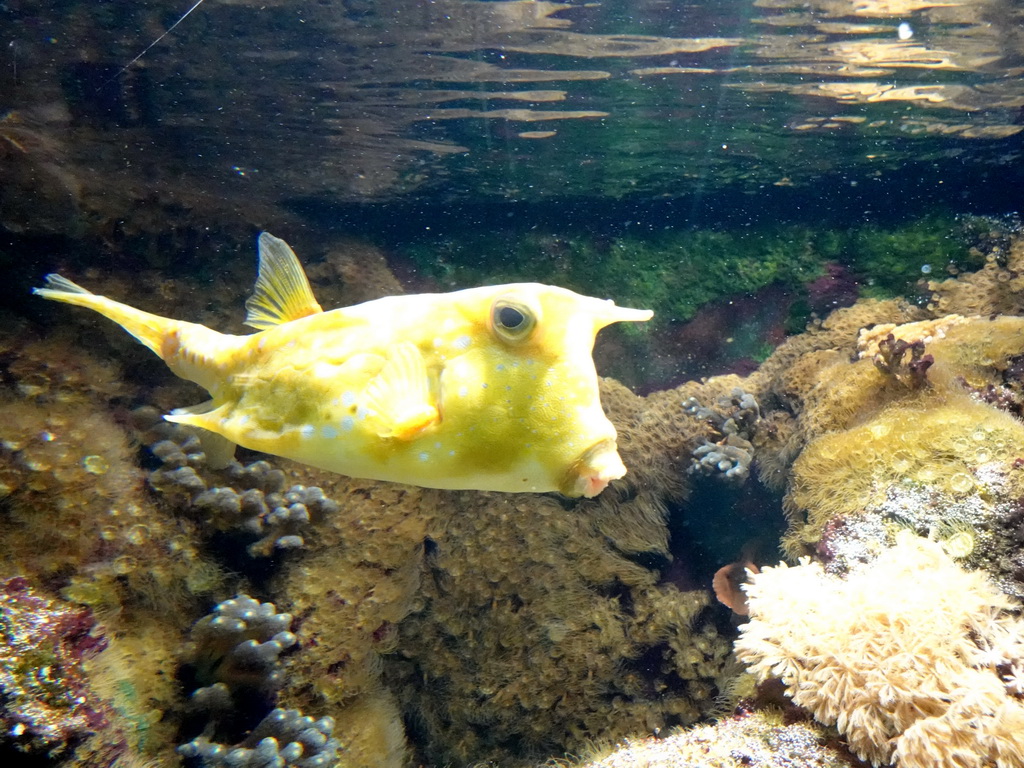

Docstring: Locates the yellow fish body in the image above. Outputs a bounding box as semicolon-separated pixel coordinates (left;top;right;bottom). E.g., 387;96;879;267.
34;233;652;497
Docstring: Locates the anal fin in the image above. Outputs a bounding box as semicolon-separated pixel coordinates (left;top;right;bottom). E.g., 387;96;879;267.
165;401;238;468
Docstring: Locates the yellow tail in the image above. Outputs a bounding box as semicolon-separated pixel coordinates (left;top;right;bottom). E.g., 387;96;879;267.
33;274;241;394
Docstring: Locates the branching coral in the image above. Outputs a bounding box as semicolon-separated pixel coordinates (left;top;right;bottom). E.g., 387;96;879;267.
183;595;298;706
871;332;933;388
141;410;340;557
736;533;1024;768
179;707;340;768
684;387;761;481
177;597;341;768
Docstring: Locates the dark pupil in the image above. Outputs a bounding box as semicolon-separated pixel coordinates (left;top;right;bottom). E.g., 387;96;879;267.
498;305;525;329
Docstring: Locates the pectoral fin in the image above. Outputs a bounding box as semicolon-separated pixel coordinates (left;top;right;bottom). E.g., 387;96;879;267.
363;341;439;440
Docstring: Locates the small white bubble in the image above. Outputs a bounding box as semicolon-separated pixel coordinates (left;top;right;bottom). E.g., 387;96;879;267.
897;22;913;40
921;264;932;274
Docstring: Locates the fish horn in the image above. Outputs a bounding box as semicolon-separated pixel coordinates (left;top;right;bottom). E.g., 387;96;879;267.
589;299;654;330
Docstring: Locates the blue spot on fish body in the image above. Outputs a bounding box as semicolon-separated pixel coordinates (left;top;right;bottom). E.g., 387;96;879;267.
341;416;355;432
322;425;338;439
300;424;315;439
453;335;471;350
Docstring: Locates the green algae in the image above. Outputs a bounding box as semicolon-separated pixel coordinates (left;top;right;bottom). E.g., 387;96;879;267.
397;213;981;332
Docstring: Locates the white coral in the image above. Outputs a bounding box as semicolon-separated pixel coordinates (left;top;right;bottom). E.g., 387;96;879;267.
735;531;1024;768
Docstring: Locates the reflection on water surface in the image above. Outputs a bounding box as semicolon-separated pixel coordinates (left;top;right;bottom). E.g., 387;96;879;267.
1;0;1021;215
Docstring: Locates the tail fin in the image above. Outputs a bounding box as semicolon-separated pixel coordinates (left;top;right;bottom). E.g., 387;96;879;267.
33;273;239;393
34;274;175;356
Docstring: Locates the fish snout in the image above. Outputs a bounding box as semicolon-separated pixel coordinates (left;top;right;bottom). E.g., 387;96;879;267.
560;438;628;498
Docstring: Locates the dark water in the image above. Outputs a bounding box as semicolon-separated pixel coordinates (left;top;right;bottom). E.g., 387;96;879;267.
2;0;1023;219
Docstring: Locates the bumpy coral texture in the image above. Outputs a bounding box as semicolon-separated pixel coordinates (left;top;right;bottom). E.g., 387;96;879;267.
773;311;1024;584
561;709;853;768
736;533;1024;768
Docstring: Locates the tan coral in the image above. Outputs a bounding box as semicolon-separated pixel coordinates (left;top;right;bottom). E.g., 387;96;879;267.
927;237;1024;317
736;532;1024;768
776;312;1024;557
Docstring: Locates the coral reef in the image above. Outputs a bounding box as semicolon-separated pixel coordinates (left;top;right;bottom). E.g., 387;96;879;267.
7;219;1024;768
736;533;1024;768
766;312;1024;595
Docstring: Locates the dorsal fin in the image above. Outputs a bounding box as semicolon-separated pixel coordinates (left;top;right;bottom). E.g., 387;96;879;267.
244;232;324;330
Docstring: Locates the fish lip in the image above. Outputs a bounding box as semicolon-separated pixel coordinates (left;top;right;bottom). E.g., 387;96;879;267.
560;438;627;498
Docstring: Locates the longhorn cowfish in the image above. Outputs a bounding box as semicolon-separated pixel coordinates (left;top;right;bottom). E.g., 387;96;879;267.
34;233;653;497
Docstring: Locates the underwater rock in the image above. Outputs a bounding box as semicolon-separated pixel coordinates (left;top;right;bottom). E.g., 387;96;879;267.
386;490;731;767
0;108;83;237
561;709;854;768
0;578;110;757
736;533;1024;768
0;395;222;620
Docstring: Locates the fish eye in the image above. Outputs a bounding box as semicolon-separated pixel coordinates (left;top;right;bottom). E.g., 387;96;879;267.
490;296;538;343
499;305;525;329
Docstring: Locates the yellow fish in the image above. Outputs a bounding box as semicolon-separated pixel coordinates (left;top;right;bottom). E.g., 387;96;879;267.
34;233;652;497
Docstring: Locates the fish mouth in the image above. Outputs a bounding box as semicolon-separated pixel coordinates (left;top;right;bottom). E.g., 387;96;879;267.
560;438;627;498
